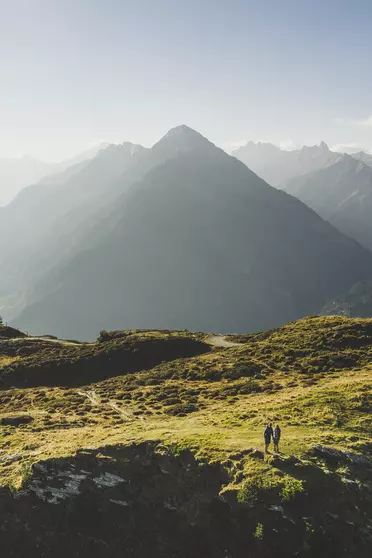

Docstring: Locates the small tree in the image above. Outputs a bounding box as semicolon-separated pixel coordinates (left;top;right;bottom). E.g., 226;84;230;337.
0;316;3;326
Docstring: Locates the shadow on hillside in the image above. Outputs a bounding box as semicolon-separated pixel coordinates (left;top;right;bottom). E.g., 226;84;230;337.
0;337;211;389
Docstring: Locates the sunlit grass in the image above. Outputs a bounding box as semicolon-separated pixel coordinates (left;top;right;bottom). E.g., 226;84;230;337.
0;315;371;489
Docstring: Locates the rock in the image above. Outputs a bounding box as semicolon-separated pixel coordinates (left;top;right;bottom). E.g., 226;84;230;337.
312;445;372;467
93;473;126;488
269;505;284;513
110;499;130;507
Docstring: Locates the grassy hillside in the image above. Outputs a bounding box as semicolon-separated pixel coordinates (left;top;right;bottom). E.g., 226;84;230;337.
0;317;371;557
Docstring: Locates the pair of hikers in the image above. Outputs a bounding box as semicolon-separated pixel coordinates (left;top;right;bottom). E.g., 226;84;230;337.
264;422;281;453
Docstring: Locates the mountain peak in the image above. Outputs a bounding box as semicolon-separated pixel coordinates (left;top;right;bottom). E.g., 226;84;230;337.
336;152;369;173
152;125;214;154
319;141;329;151
164;124;201;138
300;141;330;154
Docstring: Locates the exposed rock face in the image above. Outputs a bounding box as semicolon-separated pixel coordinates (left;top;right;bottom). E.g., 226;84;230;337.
0;443;232;558
1;442;371;558
311;444;372;468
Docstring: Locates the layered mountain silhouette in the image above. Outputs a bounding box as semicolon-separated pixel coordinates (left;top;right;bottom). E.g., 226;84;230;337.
0;144;107;207
0;156;50;206
231;141;339;187
285;154;372;251
350;151;372;167
6;125;372;340
0;142;146;305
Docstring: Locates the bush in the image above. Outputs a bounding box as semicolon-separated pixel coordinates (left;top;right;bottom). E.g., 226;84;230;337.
237;476;280;506
165;402;197;416
254;522;264;540
98;330;111;342
280;476;304;501
238;478;261;505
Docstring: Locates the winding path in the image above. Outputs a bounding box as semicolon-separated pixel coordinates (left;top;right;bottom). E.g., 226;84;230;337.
8;336;87;346
206;335;241;348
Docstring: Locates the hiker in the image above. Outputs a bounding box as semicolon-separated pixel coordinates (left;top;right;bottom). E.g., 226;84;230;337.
273;424;281;453
264;422;273;454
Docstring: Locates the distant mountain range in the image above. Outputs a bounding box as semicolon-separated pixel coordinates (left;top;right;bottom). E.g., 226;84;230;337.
233;140;372;255
0;157;52;206
0;144;107;206
285;154;372;252
1;125;371;339
231;141;339;187
0;142;146;305
231;140;372;188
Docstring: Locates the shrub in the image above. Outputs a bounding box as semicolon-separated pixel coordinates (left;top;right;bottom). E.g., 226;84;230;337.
280;476;304;501
237;476;280;506
238;478;261;505
165;402;197;416
98;330;111;342
254;522;264;540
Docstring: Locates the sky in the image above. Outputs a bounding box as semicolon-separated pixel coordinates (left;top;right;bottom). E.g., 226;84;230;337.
1;0;372;161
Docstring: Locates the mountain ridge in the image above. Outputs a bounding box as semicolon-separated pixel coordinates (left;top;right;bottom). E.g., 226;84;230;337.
9;126;372;340
231;140;372;187
285;153;372;251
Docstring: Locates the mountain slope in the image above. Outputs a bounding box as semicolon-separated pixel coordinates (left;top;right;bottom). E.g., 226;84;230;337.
352;150;372;167
285;154;372;251
0;316;371;557
322;280;372;317
13;126;372;339
231;141;339;187
0;145;107;207
0;156;51;206
0;142;146;311
0;127;223;314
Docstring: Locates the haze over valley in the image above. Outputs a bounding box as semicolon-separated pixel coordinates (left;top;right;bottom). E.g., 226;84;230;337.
1;2;372;557
1;126;372;340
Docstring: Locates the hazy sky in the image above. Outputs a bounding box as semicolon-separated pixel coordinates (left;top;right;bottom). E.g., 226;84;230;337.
1;0;372;161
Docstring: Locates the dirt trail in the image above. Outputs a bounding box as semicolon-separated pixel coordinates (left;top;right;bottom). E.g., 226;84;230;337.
9;336;87;346
78;389;145;423
206;335;241;348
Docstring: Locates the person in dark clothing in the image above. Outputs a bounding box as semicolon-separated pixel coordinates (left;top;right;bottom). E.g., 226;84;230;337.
273;424;281;453
264;422;273;454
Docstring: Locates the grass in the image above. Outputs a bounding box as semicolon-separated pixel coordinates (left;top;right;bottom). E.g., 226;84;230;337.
0;315;371;494
0;355;19;367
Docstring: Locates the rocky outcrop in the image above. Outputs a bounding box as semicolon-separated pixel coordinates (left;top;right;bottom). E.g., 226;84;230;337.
0;442;233;557
1;442;372;557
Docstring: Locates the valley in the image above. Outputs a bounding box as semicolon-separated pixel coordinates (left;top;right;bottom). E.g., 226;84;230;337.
3;3;372;556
